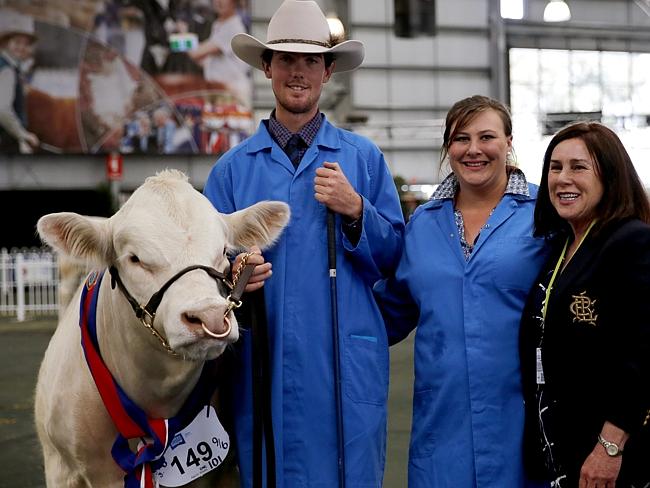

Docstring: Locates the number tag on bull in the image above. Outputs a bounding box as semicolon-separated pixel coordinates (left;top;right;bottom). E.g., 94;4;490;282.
154;405;229;487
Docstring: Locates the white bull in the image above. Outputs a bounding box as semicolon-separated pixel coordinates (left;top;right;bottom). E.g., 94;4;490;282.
34;169;290;487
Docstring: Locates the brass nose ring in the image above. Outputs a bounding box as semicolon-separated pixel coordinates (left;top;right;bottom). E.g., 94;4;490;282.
201;315;232;339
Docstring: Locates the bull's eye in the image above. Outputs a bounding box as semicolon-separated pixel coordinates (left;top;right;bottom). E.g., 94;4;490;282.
129;254;140;264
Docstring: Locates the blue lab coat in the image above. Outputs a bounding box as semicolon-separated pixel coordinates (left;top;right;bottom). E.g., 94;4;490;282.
204;116;404;487
375;185;549;487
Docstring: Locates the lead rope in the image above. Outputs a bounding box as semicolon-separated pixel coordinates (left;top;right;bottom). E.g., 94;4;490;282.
250;285;276;488
211;251;277;487
222;252;277;487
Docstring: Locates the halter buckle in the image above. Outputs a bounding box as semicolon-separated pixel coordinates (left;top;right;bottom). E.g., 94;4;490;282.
224;296;243;318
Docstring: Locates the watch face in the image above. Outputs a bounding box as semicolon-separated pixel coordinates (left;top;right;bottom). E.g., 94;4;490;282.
606;444;619;456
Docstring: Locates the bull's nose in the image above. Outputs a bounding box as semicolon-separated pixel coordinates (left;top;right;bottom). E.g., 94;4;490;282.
182;308;232;339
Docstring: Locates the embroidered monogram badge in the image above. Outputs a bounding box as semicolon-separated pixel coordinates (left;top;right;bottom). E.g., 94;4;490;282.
569;291;598;326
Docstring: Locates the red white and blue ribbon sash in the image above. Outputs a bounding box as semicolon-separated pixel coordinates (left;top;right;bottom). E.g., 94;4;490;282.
79;270;216;488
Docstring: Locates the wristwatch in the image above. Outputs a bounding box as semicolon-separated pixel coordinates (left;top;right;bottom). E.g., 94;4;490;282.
597;434;623;456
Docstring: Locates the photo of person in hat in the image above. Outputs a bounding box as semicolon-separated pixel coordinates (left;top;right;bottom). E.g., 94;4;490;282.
203;0;405;486
0;9;40;153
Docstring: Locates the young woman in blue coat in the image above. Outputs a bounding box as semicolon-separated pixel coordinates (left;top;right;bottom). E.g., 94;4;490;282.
375;95;549;487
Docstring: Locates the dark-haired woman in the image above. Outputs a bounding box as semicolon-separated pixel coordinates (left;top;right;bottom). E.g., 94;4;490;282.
520;122;650;487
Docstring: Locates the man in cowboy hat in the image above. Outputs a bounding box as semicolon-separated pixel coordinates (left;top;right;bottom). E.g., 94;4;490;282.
203;0;404;486
0;9;39;153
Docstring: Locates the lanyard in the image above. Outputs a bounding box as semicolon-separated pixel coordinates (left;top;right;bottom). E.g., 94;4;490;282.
542;220;596;321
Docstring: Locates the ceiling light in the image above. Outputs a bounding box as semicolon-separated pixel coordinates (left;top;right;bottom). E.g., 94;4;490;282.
543;0;571;22
500;0;524;19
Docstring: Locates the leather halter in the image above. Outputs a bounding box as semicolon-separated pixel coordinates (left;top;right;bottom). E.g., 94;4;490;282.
109;258;256;356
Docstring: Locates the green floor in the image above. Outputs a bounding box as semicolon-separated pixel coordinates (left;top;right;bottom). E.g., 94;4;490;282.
0;317;414;488
385;333;415;487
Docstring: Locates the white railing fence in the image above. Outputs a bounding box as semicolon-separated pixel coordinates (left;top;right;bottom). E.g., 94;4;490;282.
0;247;59;321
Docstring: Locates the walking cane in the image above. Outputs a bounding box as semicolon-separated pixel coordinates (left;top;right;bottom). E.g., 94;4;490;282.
327;209;346;488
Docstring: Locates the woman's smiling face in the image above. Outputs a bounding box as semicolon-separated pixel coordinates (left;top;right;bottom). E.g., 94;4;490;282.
547;137;604;236
447;109;512;193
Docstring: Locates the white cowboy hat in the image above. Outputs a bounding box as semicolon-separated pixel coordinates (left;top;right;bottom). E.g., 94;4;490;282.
0;9;37;44
231;0;364;73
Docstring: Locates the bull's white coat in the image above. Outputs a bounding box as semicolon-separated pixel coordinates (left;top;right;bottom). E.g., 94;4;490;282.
34;169;289;487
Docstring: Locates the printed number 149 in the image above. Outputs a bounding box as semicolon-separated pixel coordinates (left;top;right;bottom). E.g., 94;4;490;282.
170;441;213;474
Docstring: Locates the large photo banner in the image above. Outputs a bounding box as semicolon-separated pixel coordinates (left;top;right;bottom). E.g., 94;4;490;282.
0;0;253;155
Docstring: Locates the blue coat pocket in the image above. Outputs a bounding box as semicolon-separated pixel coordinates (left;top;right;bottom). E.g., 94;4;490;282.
343;333;389;405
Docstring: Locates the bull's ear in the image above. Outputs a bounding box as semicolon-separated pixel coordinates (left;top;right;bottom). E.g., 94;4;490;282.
37;213;113;266
223;201;290;250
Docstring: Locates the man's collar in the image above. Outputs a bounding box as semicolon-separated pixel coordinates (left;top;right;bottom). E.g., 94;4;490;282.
267;110;324;148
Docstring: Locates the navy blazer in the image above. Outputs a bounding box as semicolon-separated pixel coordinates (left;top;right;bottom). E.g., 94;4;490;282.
521;218;650;487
